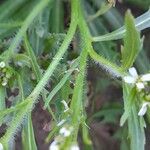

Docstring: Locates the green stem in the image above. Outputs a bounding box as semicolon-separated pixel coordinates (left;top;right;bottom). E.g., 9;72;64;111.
6;0;53;60
0;22;22;29
70;0;91;141
92;9;150;42
87;3;112;22
44;58;79;109
0;0;78;145
89;49;126;77
29;1;78;100
24;34;57;121
17;73;24;101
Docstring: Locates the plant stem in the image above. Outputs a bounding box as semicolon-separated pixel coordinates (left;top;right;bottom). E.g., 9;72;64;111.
87;2;112;22
0;0;78;145
6;0;53;60
70;0;92;141
29;1;78;100
89;48;126;77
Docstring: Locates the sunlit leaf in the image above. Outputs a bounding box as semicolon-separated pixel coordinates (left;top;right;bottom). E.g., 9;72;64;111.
121;10;141;69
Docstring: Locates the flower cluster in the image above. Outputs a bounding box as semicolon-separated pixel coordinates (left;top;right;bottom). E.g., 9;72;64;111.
123;67;150;91
49;99;80;150
49;140;79;150
0;61;11;86
123;67;150;116
0;61;12;86
49;125;79;150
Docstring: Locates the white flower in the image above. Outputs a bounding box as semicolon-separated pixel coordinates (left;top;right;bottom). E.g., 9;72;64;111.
49;141;59;150
1;80;7;86
70;144;80;150
0;62;5;68
123;67;138;84
136;82;144;90
0;143;3;150
141;74;150;81
57;119;66;127
138;102;150;116
61;100;69;112
59;127;72;137
123;67;150;90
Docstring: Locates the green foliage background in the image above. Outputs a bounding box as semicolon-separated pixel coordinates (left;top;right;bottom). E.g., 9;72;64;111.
0;0;149;150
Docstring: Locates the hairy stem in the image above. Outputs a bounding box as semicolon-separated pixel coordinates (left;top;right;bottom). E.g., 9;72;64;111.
0;0;78;146
6;0;53;60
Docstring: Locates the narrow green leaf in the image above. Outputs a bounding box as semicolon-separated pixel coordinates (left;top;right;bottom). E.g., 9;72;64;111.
50;0;64;33
120;85;136;126
121;84;145;150
0;21;22;29
6;0;53;60
92;9;150;42
22;115;37;150
24;34;42;81
0;0;26;21
121;10;141;69
0;86;6;110
128;104;145;150
82;123;92;145
0;0;78;144
87;2;112;22
44;58;78;109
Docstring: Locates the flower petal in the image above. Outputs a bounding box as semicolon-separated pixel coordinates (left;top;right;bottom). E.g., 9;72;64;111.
70;144;80;150
59;127;71;137
61;100;69;112
136;82;145;90
138;102;149;116
141;73;150;82
129;67;138;78
123;76;136;84
57;119;66;126
49;141;59;150
0;143;3;150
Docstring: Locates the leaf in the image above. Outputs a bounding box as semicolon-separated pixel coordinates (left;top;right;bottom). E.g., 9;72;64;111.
121;83;145;150
22;115;37;150
44;58;78;109
0;21;22;29
92;9;150;42
24;34;42;81
13;54;31;67
82;123;92;145
125;0;150;10
86;1;119;61
0;0;26;21
128;104;145;150
49;0;64;33
121;10;141;69
93;103;122;124
0;87;6;110
120;85;136;126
